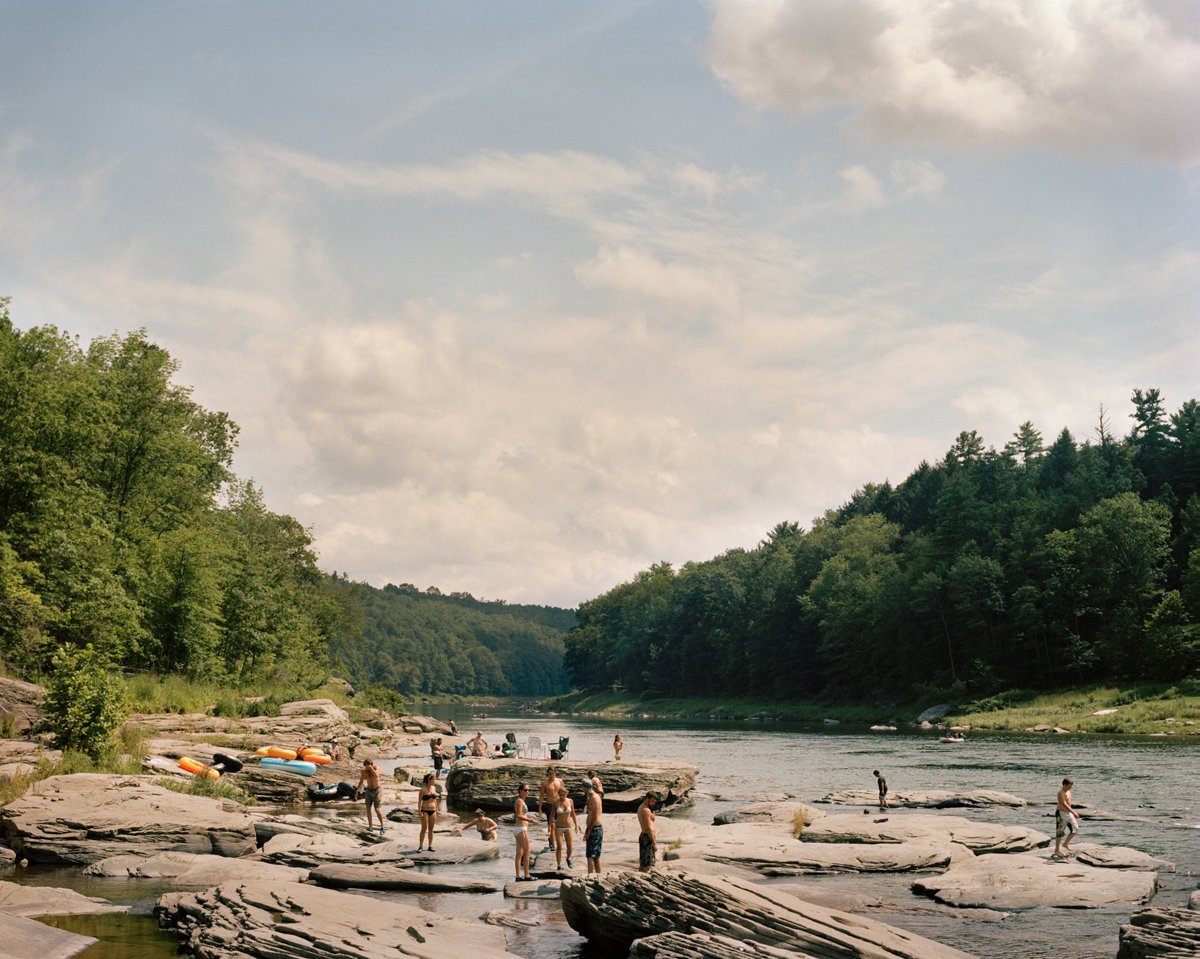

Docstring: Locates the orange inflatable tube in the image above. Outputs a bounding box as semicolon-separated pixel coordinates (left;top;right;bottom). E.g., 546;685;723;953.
179;757;220;780
255;746;298;760
298;749;332;764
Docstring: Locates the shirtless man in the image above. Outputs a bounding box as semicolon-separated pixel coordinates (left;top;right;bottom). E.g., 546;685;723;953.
1054;777;1079;858
468;732;488;757
873;769;888;810
587;768;604;795
582;778;603;873
637;791;659;873
538;766;564;851
355;758;384;832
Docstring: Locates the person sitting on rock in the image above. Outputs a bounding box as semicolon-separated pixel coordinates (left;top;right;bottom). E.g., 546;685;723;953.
470;808;498;841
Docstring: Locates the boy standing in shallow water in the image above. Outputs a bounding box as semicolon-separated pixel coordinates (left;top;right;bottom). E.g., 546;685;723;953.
1054;777;1079;858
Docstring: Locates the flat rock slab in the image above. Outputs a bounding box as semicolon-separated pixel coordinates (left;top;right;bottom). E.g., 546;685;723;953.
818;790;1027;809
0;912;96;959
504;878;563;899
311;863;497;892
803;813;1049;853
482;909;548;928
0;880;128;916
1071;843;1175;872
631;931;818;959
156;879;517;959
84;851;307;884
913;853;1160;910
1117;903;1200;958
446;758;698;812
262;831;494;869
0;774;257;864
560;869;975;958
712;802;825;826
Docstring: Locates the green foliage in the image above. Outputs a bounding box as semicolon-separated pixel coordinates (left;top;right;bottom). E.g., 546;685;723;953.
44;644;129;759
154;775;254;806
564;389;1200;701
357;683;408;716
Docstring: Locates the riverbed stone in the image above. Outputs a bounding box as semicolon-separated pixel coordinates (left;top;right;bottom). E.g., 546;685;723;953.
912;852;1159;910
630;931;819;959
445;757;698;812
0;880;128;916
0;912;97;959
802;812;1049;853
817;789;1028;809
560;870;975;958
261;830;495;869
0;774;258;864
1117;903;1200;958
504;877;563;899
712;802;824;826
310;863;498;893
156;879;517;959
84;851;307;884
1071;843;1175;872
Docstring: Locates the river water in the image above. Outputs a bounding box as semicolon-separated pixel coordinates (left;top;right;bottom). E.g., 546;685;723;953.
14;706;1199;959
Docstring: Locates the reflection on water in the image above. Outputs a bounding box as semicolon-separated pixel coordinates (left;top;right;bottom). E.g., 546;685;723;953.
39;914;179;959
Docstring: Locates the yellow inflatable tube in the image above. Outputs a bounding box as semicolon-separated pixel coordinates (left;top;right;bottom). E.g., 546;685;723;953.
179;757;220;780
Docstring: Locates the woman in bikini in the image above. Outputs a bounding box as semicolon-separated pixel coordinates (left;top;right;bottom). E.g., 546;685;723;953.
513;783;534;881
553;783;580;870
417;772;439;852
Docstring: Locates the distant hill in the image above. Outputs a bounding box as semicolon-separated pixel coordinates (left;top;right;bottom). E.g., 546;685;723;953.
326;576;574;698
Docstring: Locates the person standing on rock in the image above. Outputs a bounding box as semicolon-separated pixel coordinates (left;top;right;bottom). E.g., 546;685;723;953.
613;734;623;761
553;783;580;870
356;758;384;833
1054;777;1079;858
417;772;439;851
873;769;888;810
430;737;445;775
538;766;563;852
513;783;535;881
637;790;659;873
582;778;603;874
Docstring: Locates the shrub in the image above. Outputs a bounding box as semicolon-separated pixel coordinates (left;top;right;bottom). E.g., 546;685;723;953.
44;644;129;760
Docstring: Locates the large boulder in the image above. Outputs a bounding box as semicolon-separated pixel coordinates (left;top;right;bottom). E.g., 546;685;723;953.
1071;843;1175;872
912;853;1159;909
156;879;518;959
1117;903;1200;958
0;912;96;959
802;813;1049;853
0;678;45;733
817;789;1027;809
712;802;825;826
0;880;128;916
560;870;975;958
0;774;257;864
445;758;698;812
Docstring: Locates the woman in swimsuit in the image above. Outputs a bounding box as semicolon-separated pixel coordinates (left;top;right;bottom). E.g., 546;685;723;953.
417;773;439;851
553;783;580;870
513;783;534;880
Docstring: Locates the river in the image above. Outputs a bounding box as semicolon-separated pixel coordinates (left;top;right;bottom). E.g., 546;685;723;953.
14;706;1199;959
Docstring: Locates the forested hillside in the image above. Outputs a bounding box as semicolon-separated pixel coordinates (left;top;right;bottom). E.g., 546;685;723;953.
0;302;570;698
565;396;1200;702
326;579;572;697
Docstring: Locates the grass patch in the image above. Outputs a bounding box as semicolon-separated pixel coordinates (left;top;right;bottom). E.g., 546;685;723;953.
153;775;254;806
948;683;1200;735
123;673;357;717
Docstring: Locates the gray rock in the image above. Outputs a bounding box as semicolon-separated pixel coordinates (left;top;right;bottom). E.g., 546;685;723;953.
1118;904;1200;958
482;908;547;927
0;880;128;916
630;931;815;959
912;852;1159;909
0;774;257;864
802;812;1049;853
261;831;495;869
84;851;307;884
503;878;563;899
156;879;518;959
817;789;1027;809
0;678;45;733
917;704;952;723
559;869;975;958
0;912;96;959
446;758;697;812
1071;843;1175;872
310;863;497;893
712;802;824;826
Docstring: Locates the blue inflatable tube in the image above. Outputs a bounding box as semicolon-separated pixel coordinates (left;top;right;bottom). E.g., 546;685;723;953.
259;757;318;776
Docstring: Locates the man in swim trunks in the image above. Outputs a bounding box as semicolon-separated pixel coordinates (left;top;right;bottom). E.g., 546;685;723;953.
468;731;488;756
873;769;888;810
430;737;445;774
637;791;659;873
1054;777;1079;858
356;758;383;831
582;778;603;874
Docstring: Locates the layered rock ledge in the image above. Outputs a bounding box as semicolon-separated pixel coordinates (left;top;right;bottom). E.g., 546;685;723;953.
817;789;1027;809
802;813;1049;853
560;869;975;958
445;758;698;812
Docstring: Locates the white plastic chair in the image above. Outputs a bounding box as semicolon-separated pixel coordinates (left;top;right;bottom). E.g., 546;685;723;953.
527;735;543;759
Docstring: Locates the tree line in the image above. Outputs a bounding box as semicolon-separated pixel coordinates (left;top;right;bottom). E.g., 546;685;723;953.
0;302;571;697
564;393;1200;702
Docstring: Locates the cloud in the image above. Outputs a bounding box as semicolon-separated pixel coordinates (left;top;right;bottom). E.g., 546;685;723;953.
574;244;740;312
838;164;887;211
708;0;1200;162
889;158;945;197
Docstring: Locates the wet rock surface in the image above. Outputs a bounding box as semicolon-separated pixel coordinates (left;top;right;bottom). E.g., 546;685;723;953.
802;812;1049;853
0;912;97;959
84;851;308;884
309;862;498;892
0;879;128;916
817;789;1028;809
1117;900;1200;958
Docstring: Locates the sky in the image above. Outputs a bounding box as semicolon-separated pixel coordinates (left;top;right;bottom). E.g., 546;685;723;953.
1;1;1197;608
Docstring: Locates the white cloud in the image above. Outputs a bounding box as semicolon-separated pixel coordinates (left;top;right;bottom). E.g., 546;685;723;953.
574;244;740;312
708;0;1200;162
889;158;945;197
838;164;887;211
